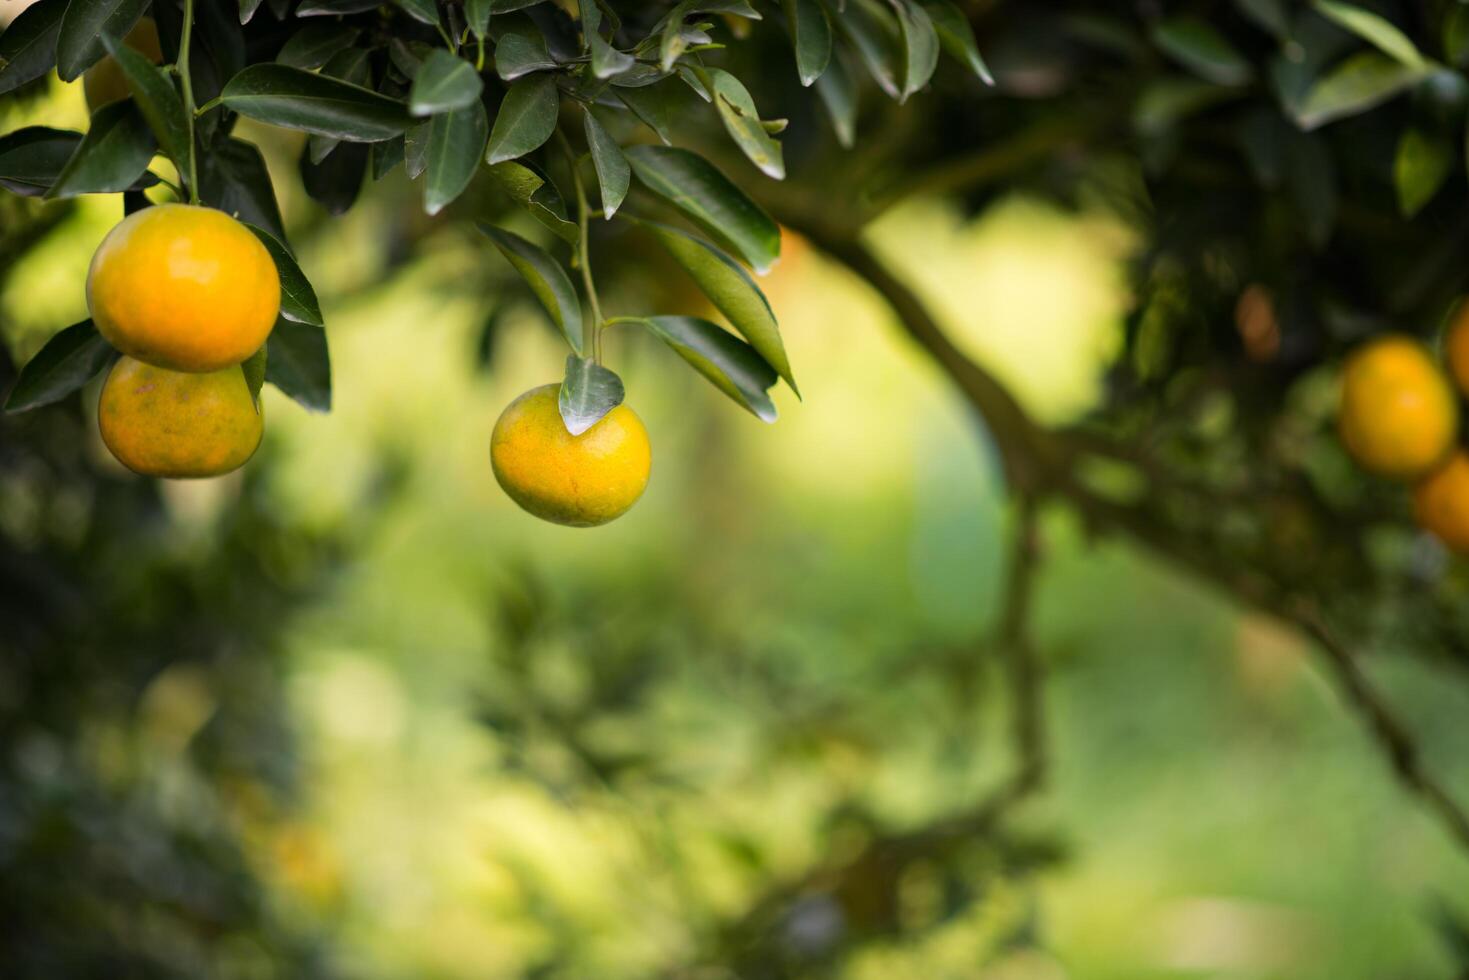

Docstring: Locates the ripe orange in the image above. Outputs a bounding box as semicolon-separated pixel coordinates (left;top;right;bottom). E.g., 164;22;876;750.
1337;335;1457;479
1414;452;1469;554
1445;301;1469;398
88;204;280;373
98;356;263;478
83;18;163;110
491;384;651;526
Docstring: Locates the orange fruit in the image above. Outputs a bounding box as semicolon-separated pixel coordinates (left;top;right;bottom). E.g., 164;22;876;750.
83;18;163;110
99;356;263;478
87;204;280;373
491;384;651;526
1415;452;1469;554
1444;300;1469;397
1337;335;1457;479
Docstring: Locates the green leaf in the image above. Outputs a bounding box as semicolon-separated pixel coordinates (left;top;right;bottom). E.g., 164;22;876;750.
372;135;406;180
701;67;785;179
56;0;149;81
426;99;489;215
888;0;939;101
636;315;778;421
831;0;901;100
466;0;494;38
640;220;795;392
478;224;586;354
46;100;157;199
395;0;440;25
241;345;267;411
405;120;431;179
1314;0;1428;68
921;0;992;83
581;0;635;78
558;354;625;434
102;34;192;174
5;320;118;413
0;128;84;197
0;0;66;96
240;0;266;25
199;135;286;242
266;319;332;412
245;224;323;326
625;145;781;273
783;0;831;86
495;28;557;80
275;22;361;70
220;63;413;141
485;73;559;164
1296;51;1428;129
411;49;485;117
813;49;857;147
658;1;695;71
582;107;629;218
616;81;685;144
485;160;579;243
1395;128;1451;217
1151;17;1253;86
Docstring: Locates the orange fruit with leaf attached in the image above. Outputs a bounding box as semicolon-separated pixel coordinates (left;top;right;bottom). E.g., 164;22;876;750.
491;384;651;526
88;204;280;373
1338;335;1457;480
1415;452;1469;554
83;17;163;110
99;356;263;478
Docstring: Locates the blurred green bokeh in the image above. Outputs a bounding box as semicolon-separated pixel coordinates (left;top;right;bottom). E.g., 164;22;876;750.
4;76;1469;980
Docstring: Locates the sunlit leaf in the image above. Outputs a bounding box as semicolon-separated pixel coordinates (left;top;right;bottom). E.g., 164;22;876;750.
634;315;778;421
559;355;625;434
485;73;559;164
221;63;413;141
479;224;586;354
626;145;781;273
410;50;485;117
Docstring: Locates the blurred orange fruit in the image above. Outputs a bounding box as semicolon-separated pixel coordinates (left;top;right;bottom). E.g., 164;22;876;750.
1444;300;1469;397
99;356;263;478
491;384;651;526
1338;335;1457;479
83;17;162;110
1415;452;1469;554
88;204;279;372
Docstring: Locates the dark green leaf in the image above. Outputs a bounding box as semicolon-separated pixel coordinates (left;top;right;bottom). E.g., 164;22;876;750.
636;315;778;421
889;0;939;101
0;0;66;96
478;224;586;354
5;320;118;414
395;0;441;26
240;0;266;25
582;107;629;218
266;319;332;412
372;135;406;179
102;34;192;173
705;67;784;179
426;99;489;215
813;48;857;147
1296;51;1427;129
56;0;149;81
467;0;494;38
221;63;413;141
299;139;367;214
1395;128;1451;217
245;224;323;326
405;120;431;178
275;22;361;69
297;0;379;12
46;100;157;199
616;81;685;144
1151;17;1253;86
306;47;373;164
581;0;635;78
241;345;267;410
495;28;557;80
0;127;83;197
626;145;781;273
199;135;287;242
921;0;992;83
831;0;901;100
558;355;625;434
485;73;559;164
783;0;831;86
411;49;485;116
485;160;579;243
639;220;795;392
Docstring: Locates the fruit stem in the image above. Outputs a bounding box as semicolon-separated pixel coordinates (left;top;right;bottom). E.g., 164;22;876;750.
558;128;604;365
178;0;201;204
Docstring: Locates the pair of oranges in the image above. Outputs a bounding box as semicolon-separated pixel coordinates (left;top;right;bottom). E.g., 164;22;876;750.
1338;313;1469;553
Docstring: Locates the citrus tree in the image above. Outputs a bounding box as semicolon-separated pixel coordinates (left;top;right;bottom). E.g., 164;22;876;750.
6;0;1469;969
